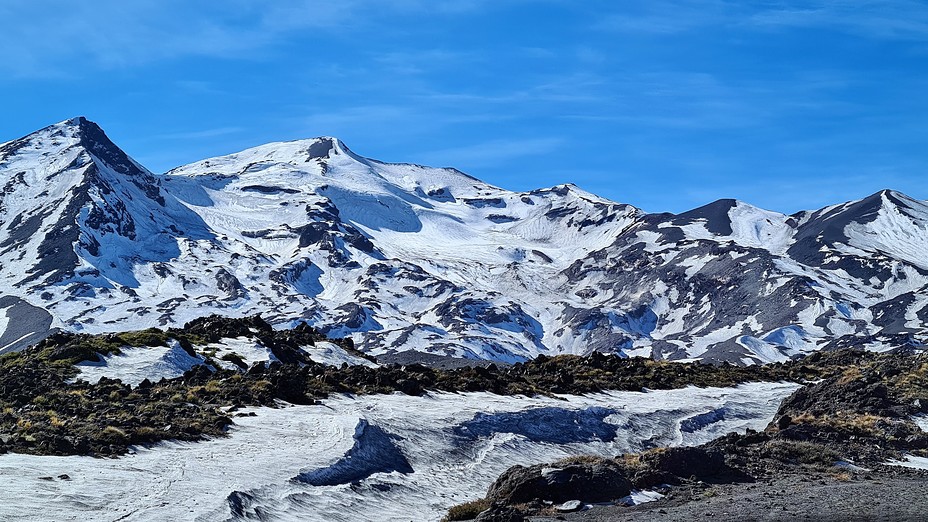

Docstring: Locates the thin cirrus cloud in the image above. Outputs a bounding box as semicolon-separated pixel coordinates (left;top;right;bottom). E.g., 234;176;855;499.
415;138;567;170
0;0;522;77
593;0;928;41
153;127;245;141
0;0;360;76
748;1;928;40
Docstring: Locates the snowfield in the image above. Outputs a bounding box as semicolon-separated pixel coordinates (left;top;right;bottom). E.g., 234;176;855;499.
74;340;207;386
72;337;377;383
0;383;798;522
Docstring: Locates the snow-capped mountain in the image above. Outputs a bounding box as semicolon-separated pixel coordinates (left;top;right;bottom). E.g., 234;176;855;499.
1;117;926;364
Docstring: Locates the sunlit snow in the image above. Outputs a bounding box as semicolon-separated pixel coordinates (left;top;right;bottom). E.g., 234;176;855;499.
0;382;798;522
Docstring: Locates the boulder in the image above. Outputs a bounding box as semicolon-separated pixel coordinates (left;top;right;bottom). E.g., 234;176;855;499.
487;459;631;505
637;447;729;481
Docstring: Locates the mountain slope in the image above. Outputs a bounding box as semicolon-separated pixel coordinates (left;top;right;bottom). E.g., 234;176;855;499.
0;117;925;363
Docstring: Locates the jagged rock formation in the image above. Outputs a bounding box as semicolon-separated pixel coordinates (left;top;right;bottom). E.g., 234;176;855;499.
1;117;927;363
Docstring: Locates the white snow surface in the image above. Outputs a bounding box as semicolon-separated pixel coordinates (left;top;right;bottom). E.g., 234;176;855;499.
303;341;379;368
1;118;927;364
844;192;928;271
912;415;928;433
74;340;205;386
885;454;928;471
727;201;794;254
201;337;278;370
0;382;798;522
624;489;666;505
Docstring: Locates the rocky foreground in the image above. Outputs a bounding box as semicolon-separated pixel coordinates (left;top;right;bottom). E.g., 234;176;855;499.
444;349;928;521
2;316;927;521
0;315;866;457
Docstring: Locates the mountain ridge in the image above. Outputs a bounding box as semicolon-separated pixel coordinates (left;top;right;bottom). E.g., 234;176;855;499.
0;117;925;363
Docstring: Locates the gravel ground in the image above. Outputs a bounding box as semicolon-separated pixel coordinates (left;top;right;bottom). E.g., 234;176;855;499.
530;470;928;522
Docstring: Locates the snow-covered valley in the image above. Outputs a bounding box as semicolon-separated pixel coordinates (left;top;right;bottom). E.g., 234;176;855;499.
0;382;798;522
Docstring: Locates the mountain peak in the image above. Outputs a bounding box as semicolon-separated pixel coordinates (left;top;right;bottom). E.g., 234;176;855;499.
48;116;102;137
673;198;739;235
838;188;925;222
3;116;928;368
872;188;924;209
40;117;151;180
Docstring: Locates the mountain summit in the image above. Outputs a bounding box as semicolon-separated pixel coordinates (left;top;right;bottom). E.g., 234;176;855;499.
0;118;925;362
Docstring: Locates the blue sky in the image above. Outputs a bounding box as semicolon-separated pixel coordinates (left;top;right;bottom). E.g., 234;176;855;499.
1;0;926;213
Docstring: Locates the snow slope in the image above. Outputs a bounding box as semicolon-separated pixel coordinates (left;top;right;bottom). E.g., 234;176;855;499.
73;339;206;386
0;382;798;522
1;117;927;364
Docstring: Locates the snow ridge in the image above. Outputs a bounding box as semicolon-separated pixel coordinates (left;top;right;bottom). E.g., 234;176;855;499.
1;118;927;364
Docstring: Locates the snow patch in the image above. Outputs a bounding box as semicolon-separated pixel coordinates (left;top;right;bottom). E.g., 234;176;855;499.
200;337;277;370
74;340;205;386
886;454;928;471
303;341;379;367
621;489;666;505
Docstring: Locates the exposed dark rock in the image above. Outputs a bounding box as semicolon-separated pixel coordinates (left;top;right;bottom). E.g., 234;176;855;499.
179;315;273;343
215;268;246;299
306;138;334;159
673;198;738;235
486;459;631;505
463;197;505;208
0;296;55;354
631;447;733;487
474;504;526;522
241;185;301;195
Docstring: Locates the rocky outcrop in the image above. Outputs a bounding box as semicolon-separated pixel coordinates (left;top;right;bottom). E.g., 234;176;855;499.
456;449;739;521
486;459;632;505
447;350;928;520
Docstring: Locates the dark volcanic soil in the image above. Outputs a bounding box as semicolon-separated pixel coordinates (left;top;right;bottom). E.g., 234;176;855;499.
533;471;928;522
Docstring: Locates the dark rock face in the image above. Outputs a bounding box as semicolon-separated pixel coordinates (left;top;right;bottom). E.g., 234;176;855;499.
241;184;301;195
181;314;274;343
780;379;898;418
486;460;631;505
633;447;731;487
463;197;505;208
225;491;262;520
305;138;334;159
672;198;738;235
23;177;90;285
787;190;888;268
215;268;246;300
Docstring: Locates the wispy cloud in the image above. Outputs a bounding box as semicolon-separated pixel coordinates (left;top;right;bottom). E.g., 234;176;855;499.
590;0;928;43
0;1;382;77
748;1;928;41
373;49;476;76
415;137;566;169
419;72;608;106
153;127;244;140
592;0;739;34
